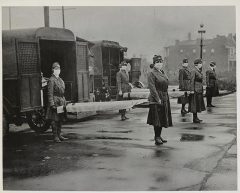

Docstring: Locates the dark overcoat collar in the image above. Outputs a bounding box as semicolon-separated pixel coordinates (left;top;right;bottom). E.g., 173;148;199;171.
183;66;190;73
152;68;168;81
208;67;216;73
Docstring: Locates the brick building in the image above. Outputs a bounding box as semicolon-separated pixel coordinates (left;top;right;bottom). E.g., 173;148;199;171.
164;33;236;77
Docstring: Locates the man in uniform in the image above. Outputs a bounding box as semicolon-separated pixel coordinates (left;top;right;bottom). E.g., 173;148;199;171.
206;61;219;107
178;58;191;115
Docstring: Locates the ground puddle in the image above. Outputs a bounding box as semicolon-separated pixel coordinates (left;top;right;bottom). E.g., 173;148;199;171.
180;133;204;141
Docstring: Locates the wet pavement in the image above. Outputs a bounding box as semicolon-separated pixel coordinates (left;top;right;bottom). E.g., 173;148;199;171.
3;93;237;191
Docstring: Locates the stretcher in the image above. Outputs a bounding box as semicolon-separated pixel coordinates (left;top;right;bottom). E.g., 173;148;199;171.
123;89;188;99
65;99;148;113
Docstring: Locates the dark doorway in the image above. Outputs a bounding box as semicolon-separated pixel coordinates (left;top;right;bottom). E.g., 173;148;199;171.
39;40;77;102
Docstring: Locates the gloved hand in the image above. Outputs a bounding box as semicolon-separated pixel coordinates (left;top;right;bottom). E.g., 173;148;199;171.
51;105;57;110
157;99;162;105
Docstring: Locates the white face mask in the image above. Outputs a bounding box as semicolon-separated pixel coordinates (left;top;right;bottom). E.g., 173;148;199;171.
154;62;163;70
121;66;127;71
53;69;61;77
197;63;202;69
183;63;188;67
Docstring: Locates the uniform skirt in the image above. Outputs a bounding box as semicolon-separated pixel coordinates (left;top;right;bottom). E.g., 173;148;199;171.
46;107;65;122
188;93;206;113
177;92;189;105
46;96;66;122
206;86;219;97
147;100;173;128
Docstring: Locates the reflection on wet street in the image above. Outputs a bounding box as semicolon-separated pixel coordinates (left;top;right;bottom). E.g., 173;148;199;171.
207;107;213;113
182;126;202;130
178;114;191;122
180;133;205;141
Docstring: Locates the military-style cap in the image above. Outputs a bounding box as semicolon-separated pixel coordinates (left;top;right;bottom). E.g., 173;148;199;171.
153;55;163;63
183;58;188;63
52;62;60;69
210;61;216;67
119;61;127;68
194;58;202;65
153;55;162;63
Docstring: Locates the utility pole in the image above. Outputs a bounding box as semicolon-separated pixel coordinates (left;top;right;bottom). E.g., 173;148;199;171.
44;6;50;27
62;6;65;28
8;7;12;30
198;24;206;59
51;6;75;29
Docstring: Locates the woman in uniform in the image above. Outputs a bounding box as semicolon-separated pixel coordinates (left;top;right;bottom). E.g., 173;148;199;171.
46;62;68;142
177;58;191;115
206;61;219;107
116;61;131;121
147;55;173;145
189;59;206;123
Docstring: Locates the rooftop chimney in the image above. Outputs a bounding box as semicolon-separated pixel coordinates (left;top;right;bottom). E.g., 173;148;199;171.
188;32;191;40
175;40;180;45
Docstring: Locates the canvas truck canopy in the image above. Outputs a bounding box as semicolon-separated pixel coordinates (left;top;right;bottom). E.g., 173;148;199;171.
3;27;75;78
93;40;127;52
3;27;77;112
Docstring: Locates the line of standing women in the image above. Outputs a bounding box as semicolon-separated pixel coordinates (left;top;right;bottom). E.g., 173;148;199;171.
177;58;219;121
147;55;219;146
177;58;206;123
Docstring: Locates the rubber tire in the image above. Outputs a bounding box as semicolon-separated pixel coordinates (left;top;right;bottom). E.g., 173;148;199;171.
26;111;51;134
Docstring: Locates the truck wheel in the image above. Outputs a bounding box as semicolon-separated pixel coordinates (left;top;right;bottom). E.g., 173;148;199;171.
26;110;51;133
3;113;9;137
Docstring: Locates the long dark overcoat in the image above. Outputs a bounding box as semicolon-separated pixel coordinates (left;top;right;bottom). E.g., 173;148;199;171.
178;67;191;104
206;68;219;97
116;70;131;101
147;68;173;128
46;74;66;121
188;67;206;113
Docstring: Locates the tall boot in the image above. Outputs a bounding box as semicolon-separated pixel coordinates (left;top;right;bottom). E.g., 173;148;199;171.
181;104;187;115
207;96;211;107
120;109;128;121
209;97;215;107
193;113;201;123
123;110;129;120
52;121;61;143
154;126;163;145
57;121;68;141
159;127;167;143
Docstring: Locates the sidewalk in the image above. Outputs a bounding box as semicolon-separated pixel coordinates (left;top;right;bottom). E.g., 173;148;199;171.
202;138;237;190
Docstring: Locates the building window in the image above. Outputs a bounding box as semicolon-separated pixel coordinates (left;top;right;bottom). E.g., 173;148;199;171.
211;49;215;53
193;49;196;53
229;48;235;56
228;48;234;56
165;48;169;57
180;49;183;53
229;61;236;71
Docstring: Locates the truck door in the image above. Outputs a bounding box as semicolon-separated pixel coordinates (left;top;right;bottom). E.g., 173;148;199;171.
16;39;41;112
76;41;90;102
